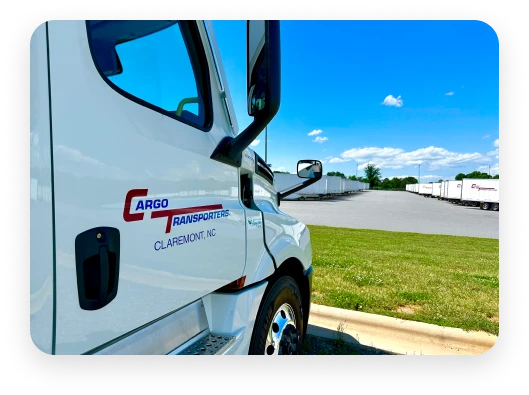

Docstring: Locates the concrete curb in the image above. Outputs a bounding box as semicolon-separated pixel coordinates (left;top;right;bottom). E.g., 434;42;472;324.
307;304;498;355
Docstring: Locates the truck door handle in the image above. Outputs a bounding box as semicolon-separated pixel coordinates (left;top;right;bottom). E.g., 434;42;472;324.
75;227;120;311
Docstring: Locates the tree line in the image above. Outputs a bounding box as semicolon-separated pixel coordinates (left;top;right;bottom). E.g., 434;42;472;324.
274;165;499;189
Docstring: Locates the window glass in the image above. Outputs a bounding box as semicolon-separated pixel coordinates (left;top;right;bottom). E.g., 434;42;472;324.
87;21;209;129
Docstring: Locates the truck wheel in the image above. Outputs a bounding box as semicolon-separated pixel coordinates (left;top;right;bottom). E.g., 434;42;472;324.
482;202;490;210
491;203;499;211
249;276;304;355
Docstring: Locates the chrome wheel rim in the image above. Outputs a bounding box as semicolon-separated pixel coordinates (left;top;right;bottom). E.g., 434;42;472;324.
264;303;298;355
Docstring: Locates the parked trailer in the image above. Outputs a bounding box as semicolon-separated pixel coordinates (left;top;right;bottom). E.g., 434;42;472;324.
461;179;500;211
406;184;415;192
326;176;342;195
298;175;329;199
418;183;433;197
446;180;463;203
440;181;446;199
431;182;441;198
273;173;304;200
343;179;356;193
273;173;328;199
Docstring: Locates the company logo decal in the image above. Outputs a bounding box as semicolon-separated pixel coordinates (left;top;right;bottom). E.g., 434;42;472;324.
471;184;497;191
247;217;263;227
123;189;229;234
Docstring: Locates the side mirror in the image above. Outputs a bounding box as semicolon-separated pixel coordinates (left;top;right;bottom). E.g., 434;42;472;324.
247;21;281;118
277;160;323;205
211;20;281;168
297;160;323;179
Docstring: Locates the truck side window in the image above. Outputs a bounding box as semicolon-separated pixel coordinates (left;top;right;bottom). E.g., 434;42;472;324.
86;21;212;131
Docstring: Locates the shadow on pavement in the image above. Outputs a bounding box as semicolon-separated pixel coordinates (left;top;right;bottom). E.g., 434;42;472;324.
304;324;396;355
284;192;368;203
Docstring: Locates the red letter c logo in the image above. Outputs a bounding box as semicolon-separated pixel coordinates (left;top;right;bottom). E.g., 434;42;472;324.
123;189;148;222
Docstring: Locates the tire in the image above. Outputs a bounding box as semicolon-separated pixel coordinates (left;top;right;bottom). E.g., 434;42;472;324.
491;203;499;211
249;276;304;355
482;202;490;210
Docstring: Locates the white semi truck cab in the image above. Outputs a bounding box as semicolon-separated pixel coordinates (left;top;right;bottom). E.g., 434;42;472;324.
30;20;323;355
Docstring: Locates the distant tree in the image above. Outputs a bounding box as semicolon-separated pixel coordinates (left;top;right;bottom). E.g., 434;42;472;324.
364;164;382;188
493;174;499;179
273;170;290;174
438;179;443;183
465;171;491;179
455;173;466;181
402;176;418;185
392;177;406;189
327;171;346;179
348;175;358;181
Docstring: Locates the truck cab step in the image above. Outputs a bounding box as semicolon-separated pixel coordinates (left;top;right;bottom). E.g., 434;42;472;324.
176;333;236;355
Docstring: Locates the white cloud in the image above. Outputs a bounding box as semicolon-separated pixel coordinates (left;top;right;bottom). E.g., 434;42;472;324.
313;136;328;143
445;91;455;96
337;145;491;170
487;149;499;159
482;134;490;139
381;95;403;107
478;163;499;176
342;147;404;159
308;129;323;136
419;175;444;180
486;139;500;159
329;157;350;163
250;139;260;147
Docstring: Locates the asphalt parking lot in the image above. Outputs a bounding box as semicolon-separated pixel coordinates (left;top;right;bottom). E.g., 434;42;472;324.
279;190;499;239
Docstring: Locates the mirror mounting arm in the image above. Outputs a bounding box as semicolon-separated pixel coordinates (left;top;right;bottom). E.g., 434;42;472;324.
277;175;322;206
210;114;271;167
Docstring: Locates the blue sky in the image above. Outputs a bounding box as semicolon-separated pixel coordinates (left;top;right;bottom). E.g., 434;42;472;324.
213;20;499;181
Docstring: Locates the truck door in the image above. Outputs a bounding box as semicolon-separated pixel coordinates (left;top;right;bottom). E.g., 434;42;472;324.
48;21;246;354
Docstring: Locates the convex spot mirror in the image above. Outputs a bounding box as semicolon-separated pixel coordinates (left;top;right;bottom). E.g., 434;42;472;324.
247;20;281;118
297;160;323;179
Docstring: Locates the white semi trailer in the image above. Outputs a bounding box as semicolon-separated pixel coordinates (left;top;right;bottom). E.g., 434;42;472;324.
326;176;342;195
273;174;304;200
461;179;500;211
418;183;433;197
440;181;447;200
446;180;463;203
431;182;441;198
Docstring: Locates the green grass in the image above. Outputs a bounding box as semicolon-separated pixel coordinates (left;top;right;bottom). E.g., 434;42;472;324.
308;225;499;335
